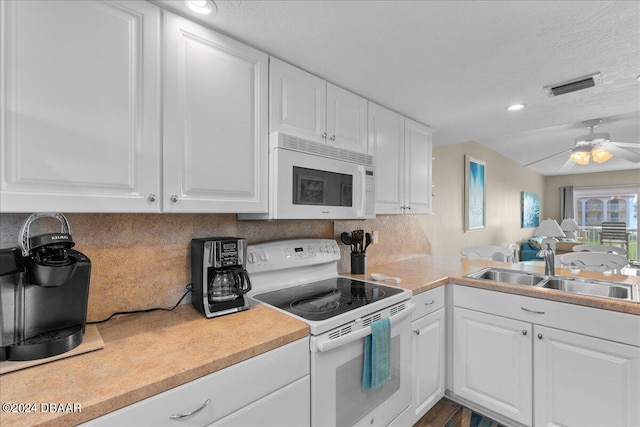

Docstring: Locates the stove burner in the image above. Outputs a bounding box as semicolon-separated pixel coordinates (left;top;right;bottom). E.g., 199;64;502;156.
291;290;341;314
252;277;405;322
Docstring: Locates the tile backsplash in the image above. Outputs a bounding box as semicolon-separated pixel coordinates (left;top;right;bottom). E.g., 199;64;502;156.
0;213;431;322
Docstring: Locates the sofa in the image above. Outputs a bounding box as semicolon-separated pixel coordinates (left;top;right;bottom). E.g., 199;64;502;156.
521;241;543;261
521;238;579;261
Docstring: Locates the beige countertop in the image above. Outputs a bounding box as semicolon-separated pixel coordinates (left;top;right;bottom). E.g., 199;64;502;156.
2;255;638;427
346;255;640;315
0;303;309;427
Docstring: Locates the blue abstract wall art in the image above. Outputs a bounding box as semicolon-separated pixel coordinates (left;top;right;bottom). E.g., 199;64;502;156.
521;191;540;228
465;155;486;231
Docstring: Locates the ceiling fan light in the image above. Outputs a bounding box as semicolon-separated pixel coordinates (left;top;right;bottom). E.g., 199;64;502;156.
570;150;590;165
592;147;612;164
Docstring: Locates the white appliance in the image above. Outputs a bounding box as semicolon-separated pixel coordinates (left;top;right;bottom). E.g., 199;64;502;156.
239;133;375;220
247;239;414;427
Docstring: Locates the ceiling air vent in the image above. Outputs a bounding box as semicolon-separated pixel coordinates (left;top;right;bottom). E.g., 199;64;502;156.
544;73;602;97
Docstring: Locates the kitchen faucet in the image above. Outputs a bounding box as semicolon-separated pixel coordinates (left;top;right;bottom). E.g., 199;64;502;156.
537;243;556;276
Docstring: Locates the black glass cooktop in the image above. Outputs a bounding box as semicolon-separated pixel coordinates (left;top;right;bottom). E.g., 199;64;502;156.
252;277;404;321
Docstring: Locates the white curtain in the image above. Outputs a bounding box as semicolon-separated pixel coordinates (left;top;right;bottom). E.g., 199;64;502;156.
560;186;574;220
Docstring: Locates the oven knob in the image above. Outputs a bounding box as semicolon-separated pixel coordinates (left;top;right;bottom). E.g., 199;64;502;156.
326;245;334;253
259;252;269;262
319;246;327;253
247;252;257;264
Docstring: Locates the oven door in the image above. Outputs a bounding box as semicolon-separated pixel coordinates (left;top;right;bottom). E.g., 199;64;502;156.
309;303;414;427
272;147;373;220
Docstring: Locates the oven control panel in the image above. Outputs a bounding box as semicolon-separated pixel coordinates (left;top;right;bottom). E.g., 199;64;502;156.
246;239;341;273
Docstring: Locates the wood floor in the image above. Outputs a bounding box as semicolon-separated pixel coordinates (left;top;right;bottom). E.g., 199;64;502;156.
413;398;499;427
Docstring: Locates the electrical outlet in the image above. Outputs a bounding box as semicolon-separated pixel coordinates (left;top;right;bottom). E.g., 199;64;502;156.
372;230;379;244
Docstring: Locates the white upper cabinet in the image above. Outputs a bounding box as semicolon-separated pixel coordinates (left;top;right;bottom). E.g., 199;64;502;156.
369;103;405;214
269;58;326;142
404;118;433;214
0;0;162;212
369;103;433;215
326;83;369;153
270;58;369;153
163;12;268;213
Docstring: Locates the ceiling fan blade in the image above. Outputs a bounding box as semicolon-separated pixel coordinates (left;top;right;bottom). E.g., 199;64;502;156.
603;142;640;163
558;158;576;173
609;141;640;148
524;148;572;167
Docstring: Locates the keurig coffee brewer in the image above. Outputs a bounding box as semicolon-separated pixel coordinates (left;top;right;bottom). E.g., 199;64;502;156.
0;213;91;361
191;237;251;318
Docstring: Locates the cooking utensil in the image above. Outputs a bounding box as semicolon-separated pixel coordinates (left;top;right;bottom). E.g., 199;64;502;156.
364;232;372;253
351;230;364;253
340;232;352;247
370;273;402;284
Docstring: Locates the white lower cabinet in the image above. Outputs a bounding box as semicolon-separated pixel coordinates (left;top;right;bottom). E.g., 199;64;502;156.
411;288;446;423
81;338;310;427
453;307;532;425
534;325;640;427
451;285;640;427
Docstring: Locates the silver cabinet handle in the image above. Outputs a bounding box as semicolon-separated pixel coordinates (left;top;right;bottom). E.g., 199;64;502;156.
148;193;157;203
414;330;421;336
170;194;178;203
321;132;327;139
521;307;545;315
170;398;211;420
522;330;528;335
538;333;543;340
424;300;435;306
330;135;336;141
406;206;411;210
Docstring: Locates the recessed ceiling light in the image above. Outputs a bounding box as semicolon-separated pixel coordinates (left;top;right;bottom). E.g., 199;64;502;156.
507;104;525;111
185;0;217;15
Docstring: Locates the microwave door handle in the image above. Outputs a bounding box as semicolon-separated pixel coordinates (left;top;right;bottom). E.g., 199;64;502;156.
357;166;366;217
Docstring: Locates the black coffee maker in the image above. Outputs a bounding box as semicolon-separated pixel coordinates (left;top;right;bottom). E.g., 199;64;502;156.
191;237;251;318
0;213;91;361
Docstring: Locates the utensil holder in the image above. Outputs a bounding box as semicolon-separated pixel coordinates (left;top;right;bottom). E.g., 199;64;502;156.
351;253;366;274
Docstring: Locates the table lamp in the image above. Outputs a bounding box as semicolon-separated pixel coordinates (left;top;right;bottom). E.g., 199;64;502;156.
560;218;580;241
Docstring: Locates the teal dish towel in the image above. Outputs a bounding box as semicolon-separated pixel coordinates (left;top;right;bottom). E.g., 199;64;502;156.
362;317;391;390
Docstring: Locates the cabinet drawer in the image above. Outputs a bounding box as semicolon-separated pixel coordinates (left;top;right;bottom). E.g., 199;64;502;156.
453;285;640;346
412;286;444;321
83;338;309;426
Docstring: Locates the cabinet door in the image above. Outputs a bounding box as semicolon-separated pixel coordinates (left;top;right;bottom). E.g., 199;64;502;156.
326;83;368;153
0;0;161;212
209;376;310;427
163;12;268;213
269;57;326;141
404;119;432;214
369;102;404;214
534;325;640;427
453;307;532;426
412;308;445;423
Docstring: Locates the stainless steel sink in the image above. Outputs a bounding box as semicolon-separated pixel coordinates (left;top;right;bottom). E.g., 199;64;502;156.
465;268;546;286
539;277;637;302
466;268;638;302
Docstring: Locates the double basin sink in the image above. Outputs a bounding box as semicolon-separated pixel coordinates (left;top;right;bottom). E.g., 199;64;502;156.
466;268;638;302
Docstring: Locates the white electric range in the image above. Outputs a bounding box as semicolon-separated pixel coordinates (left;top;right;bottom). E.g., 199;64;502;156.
246;239;414;427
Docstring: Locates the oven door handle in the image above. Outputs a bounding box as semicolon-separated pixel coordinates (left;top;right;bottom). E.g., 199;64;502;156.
313;303;415;353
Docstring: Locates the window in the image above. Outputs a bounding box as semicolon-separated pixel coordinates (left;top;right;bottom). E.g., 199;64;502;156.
573;184;639;260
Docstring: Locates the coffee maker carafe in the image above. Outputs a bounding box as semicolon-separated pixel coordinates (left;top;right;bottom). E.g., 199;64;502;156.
191;237;251;318
0;213;91;361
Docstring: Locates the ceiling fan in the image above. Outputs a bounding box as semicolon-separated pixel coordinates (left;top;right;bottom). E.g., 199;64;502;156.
526;119;640;172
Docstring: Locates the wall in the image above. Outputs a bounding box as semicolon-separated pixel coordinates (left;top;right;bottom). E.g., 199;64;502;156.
542;169;640;220
0;141;545;322
424;141;545;256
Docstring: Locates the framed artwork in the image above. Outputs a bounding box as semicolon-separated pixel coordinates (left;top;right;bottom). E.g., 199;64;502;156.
464;155;486;231
296;175;327;205
521;191;540;228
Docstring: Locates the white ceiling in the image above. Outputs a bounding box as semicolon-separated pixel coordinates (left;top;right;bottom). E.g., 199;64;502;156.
154;0;640;176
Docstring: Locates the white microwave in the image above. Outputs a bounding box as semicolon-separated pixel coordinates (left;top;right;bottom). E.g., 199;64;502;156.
240;133;375;220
